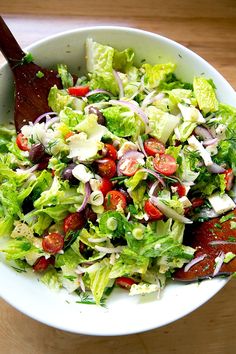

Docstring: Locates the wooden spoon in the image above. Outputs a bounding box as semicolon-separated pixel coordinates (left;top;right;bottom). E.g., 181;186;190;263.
173;209;236;281
0;16;62;132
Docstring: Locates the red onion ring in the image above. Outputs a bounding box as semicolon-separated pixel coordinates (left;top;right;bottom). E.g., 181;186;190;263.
137;136;147;157
148;180;160;197
194;126;213;140
113;70;124;98
207;163;225;174
85;89;113;97
184;254;207;272
16;164;39;174
45;117;60;130
140;168;165;187
109;99;149;133
77;182;91;212
202;138;218;146
34;112;57;124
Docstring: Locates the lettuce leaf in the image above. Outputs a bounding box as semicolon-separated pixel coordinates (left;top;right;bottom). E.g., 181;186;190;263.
145;106;180;144
86;38;118;95
102;105;144;138
113;48;134;72
109;248;149;278
88;258;112;304
142;62;176;89
193;77;218;114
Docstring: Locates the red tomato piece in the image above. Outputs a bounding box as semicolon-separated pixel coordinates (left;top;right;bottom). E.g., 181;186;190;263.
67;86;90;97
16;132;29;151
64;131;75;140
191;198;205;209
224;168;234;191
153;153;177;176
144;137;165;156
172;183;186;198
96;158;116;179
99;177;113;196
42;233;64;254
33;256;50;272
104;144;118;160
104;190;127;211
63;212;85;234
144;200;163;220
118;158;140;176
115;277;137;290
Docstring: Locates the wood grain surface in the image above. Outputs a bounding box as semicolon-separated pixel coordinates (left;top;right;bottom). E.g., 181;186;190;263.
0;1;236;353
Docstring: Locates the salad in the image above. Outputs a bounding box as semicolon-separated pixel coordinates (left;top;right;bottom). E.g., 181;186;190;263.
0;38;236;305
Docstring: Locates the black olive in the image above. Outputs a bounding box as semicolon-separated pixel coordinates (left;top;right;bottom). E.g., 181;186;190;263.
61;163;78;184
88;106;105;125
29;143;45;163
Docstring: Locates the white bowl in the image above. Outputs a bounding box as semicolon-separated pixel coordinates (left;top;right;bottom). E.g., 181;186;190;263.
0;26;235;336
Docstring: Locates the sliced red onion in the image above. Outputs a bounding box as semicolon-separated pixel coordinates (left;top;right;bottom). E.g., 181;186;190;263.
207;163;225;174
140;168;165;187
117;150;145;176
113;70;124;98
202;138;218;146
34;112;57;124
109;99;149;133
148;180;160;197
141;91;156;108
85;89;113;97
137;136;147;157
184;254;207;272
209;240;236;246
150;196;193;224
45;117;60;130
194;126;213;140
142;92;165;108
213;251;225;277
16;164;39;174
77;182;91;212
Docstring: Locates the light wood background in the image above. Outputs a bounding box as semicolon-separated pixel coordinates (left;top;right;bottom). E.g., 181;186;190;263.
0;1;236;353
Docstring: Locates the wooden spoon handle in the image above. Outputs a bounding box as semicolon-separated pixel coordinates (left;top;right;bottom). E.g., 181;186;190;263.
0;16;25;69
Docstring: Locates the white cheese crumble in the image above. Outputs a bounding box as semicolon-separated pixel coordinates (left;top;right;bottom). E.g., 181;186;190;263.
72;164;94;183
208;193;236;215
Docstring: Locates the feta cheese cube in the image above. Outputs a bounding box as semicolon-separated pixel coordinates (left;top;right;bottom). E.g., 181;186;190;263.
179;196;192;208
208;193;236;215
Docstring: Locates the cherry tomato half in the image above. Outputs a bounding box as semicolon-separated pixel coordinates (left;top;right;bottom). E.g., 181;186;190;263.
115;277;137;290
42;233;64;254
33;256;54;272
104;144;118;160
63;212;85;234
99;177;113;196
144;137;165;156
153;154;177;176
104;190;127;211
144;200;163;220
118;158;139;176
172;183;186;198
16;132;29;151
224;168;234;191
96;158;116;179
67;86;90;97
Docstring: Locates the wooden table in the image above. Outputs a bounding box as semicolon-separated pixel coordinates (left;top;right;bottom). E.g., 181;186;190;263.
0;1;236;353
